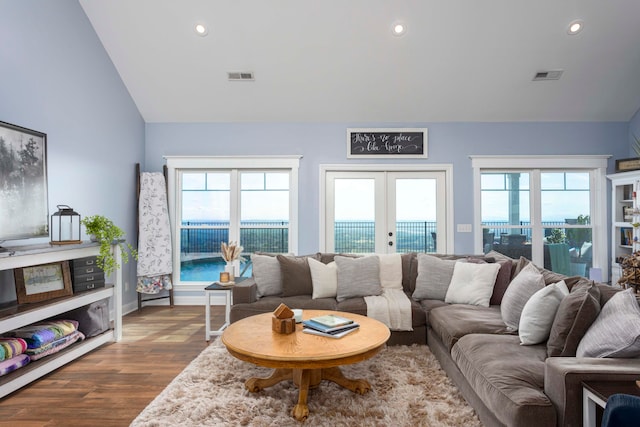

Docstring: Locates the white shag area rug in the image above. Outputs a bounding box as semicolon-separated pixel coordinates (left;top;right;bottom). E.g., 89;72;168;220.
131;339;482;427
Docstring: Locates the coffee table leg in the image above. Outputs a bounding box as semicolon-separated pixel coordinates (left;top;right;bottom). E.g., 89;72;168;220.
292;369;311;421
321;366;371;394
245;368;292;392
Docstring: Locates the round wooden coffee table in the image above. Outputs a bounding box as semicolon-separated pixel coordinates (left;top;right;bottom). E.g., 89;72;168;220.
221;310;390;421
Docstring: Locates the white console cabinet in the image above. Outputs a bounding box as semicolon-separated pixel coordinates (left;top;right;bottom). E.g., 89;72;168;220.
0;242;122;398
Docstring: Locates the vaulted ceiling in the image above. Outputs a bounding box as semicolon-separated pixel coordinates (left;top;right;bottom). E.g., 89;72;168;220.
80;0;640;123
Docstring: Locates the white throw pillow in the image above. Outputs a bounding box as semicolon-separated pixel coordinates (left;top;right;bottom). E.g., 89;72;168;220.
444;261;501;307
308;258;338;299
518;280;569;345
500;262;546;331
378;253;403;290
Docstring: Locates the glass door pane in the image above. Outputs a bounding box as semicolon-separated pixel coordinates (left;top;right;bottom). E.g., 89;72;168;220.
392;177;438;253
481;172;531;259
179;172;230;282
333;178;377;253
541;172;592;275
240;171;290;255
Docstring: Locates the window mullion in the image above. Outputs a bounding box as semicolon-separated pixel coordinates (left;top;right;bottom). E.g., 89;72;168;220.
530;169;544;266
229;169;240;243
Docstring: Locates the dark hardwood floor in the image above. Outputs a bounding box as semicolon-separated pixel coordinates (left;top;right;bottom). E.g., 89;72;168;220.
0;305;219;426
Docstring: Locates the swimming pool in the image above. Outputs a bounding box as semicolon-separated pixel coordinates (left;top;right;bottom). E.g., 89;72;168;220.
180;257;251;282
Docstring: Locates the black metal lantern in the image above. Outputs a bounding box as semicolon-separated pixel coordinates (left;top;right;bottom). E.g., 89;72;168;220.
50;204;82;245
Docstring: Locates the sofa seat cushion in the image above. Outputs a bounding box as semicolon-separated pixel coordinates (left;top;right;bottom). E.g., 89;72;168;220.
428;304;512;351
419;299;449;324
337;297;426;327
451;334;556;427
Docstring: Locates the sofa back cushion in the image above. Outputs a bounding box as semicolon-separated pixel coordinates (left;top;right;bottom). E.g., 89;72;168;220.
401;252;418;294
490;260;513;305
546;281;601;357
334;255;382;302
500;262;545;331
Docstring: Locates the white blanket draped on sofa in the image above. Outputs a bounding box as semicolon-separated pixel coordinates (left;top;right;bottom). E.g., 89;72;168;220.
364;289;413;331
136;172;173;294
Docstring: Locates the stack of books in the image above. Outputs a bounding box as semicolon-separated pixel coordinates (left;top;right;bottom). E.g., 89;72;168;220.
302;314;360;338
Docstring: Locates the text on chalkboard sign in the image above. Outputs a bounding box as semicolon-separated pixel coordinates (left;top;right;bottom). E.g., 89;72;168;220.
347;128;428;158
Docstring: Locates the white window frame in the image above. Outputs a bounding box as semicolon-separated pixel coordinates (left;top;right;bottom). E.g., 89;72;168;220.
165;156;301;290
319;164;454;253
471;155;610;280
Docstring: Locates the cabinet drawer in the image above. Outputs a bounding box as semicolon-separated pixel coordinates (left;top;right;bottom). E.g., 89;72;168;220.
73;281;106;293
73;264;103;276
73;271;105;284
70;256;102;270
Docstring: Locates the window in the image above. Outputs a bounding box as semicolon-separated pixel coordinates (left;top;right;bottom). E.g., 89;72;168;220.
166;156;300;287
472;155;608;280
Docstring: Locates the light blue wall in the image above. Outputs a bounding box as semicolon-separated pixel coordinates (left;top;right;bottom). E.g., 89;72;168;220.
146;121;628;255
0;1;145;304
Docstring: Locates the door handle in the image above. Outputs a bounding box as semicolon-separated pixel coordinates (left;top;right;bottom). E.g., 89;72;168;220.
388;241;393;246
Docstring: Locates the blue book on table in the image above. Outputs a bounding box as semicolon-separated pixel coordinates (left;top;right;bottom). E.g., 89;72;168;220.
302;319;360;334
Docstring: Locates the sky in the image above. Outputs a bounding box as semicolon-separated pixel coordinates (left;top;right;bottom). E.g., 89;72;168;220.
180;172;591;224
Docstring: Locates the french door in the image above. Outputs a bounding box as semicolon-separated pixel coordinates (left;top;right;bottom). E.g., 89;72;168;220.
324;170;447;254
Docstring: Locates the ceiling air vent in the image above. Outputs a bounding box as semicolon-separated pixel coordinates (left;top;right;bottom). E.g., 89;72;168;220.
532;70;563;81
227;71;255;81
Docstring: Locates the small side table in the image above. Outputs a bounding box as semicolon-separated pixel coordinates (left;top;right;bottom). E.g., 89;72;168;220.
582;380;640;427
204;281;237;341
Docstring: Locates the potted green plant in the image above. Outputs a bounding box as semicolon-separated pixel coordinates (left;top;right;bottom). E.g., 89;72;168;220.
81;215;137;276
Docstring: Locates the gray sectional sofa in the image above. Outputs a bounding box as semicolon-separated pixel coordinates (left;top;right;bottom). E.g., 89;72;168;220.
230;252;640;427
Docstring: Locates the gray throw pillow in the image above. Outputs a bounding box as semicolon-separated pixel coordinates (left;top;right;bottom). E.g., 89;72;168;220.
547;281;601;357
500;262;545;331
334;255;382;302
576;289;640;358
251;254;282;298
412;254;456;301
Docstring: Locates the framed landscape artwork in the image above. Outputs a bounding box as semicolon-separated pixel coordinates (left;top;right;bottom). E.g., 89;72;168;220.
0;121;49;243
14;261;73;304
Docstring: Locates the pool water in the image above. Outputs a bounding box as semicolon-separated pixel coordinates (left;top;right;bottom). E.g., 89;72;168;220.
180;257;251;282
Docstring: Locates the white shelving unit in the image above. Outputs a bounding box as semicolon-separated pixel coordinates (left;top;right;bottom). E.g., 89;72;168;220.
607;171;640;285
0;242;122;398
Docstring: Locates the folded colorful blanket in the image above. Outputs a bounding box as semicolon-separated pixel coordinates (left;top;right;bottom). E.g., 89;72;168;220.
4;320;79;349
0;354;30;377
26;330;85;361
0;338;28;361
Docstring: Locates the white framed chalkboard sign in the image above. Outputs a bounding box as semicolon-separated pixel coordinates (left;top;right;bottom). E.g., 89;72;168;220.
347;128;428;158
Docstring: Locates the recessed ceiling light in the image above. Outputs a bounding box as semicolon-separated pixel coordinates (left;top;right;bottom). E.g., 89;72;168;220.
194;23;208;37
391;21;406;37
567;19;584;35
